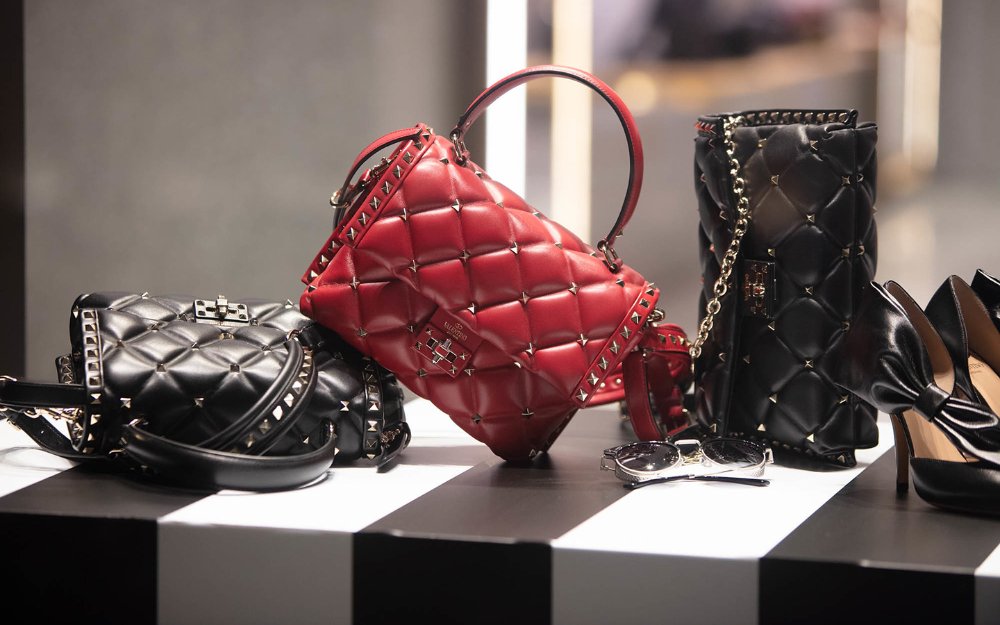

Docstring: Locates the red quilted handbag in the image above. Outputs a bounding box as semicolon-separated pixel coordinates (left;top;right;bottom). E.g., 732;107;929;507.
300;66;691;461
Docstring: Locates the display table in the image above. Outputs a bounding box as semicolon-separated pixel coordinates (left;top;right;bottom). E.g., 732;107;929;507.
1;399;998;625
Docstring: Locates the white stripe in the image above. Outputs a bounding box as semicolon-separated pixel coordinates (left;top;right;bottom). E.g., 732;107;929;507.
0;423;75;497
552;419;895;625
158;399;479;625
976;542;1000;625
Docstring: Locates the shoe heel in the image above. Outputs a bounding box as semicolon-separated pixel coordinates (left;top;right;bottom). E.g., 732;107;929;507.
890;413;910;494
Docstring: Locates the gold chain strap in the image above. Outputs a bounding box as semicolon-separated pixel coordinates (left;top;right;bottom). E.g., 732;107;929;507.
689;116;751;366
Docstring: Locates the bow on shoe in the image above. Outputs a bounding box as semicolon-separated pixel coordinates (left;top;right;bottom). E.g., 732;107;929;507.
833;282;1000;467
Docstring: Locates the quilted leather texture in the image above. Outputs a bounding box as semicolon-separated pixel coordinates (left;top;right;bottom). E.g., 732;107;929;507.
693;111;879;464
69;293;404;463
302;128;664;461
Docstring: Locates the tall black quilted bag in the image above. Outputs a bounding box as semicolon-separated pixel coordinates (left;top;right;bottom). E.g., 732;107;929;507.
691;110;878;466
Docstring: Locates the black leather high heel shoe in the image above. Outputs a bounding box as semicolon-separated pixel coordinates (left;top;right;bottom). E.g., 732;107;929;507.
925;275;1000;412
833;281;1000;515
970;269;1000;332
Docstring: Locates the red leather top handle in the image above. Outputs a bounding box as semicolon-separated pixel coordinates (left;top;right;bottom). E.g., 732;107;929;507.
451;65;644;265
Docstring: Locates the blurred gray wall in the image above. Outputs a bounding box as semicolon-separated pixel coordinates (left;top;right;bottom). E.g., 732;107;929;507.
25;0;484;377
938;0;1000;180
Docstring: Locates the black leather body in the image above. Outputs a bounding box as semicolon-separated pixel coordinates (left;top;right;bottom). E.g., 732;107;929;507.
694;110;879;465
64;292;404;465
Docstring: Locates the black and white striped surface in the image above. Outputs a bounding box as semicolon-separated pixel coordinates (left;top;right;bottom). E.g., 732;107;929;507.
1;399;998;625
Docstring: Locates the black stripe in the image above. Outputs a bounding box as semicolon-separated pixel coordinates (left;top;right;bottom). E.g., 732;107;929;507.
761;450;1000;624
0;464;210;625
0;0;25;376
354;407;636;625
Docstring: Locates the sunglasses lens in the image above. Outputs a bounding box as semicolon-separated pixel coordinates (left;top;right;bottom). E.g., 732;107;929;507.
616;442;680;473
701;438;765;469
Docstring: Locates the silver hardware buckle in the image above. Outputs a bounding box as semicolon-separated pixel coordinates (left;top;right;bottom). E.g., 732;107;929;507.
194;296;250;325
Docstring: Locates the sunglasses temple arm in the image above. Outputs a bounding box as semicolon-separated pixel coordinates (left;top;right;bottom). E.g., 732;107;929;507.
624;474;770;490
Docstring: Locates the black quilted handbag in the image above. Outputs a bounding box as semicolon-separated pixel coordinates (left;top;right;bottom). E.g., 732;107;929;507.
691;110;879;466
0;292;409;490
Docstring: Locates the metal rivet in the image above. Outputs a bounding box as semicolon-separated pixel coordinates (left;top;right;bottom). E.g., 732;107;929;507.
568;282;578;295
769;394;777;404
510;242;519;255
522;408;534;419
577;334;589;347
758;423;767;431
357;328;368;338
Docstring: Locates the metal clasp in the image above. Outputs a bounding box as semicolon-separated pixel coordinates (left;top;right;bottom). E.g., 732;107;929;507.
450;131;468;164
596;240;622;273
194;296;251;325
742;260;775;319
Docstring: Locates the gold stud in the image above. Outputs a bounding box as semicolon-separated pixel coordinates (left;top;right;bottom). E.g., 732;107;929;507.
768;322;776;331
400;208;409;221
806;214;815;223
598;356;609;370
620;326;632;339
382;181;392;194
838;395;849;404
510;242;519;255
340;400;350;412
857;244;866;256
467;302;476;315
403;152;413;163
757;138;767;149
409;260;419;273
809;140;818;151
769;393;778;404
630;312;641;324
568;282;578;295
452;199;461;212
806;433;815;443
805;287;813;295
577;334;589;347
358;212;369;226
588;373;599;386
842;176;851;186
393;165;402;178
120;397;132;408
350;276;360;290
609;340;620;355
346;228;357;241
525;343;535;356
767;248;776;257
757;423;767;432
459;249;471;262
719;352;727;362
804;359;814;369
520;292;530;304
576;389;589;402
770;175;779;186
842;247;851;258
742;354;751;364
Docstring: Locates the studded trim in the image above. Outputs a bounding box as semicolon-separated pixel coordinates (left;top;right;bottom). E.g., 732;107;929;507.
77;309;103;454
361;358;386;461
572;284;658;407
334;125;433;249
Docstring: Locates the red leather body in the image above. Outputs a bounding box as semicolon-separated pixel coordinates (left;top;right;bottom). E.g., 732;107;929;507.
301;127;660;460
